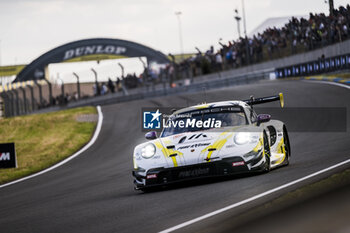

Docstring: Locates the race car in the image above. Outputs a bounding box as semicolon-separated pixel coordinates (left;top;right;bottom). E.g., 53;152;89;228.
133;93;291;191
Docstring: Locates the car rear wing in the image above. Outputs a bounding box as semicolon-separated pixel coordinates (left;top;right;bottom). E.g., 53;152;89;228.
243;93;284;108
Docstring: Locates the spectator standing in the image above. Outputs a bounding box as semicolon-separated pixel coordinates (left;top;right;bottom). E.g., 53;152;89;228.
101;83;108;95
93;83;99;96
215;52;223;71
108;78;115;93
116;78;121;91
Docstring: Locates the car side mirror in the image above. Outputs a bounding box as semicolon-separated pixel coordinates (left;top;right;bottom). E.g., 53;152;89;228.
257;114;271;126
145;131;157;140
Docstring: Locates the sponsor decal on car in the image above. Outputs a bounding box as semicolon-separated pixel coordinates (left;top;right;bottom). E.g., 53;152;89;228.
178;167;210;178
146;174;157;179
177;143;210;150
232;161;245;167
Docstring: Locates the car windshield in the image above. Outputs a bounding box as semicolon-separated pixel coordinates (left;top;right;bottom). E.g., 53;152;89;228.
161;106;247;137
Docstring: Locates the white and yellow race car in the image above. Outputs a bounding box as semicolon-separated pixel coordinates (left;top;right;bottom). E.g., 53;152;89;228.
133;93;290;191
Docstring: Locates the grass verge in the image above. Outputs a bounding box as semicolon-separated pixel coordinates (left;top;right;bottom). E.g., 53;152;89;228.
0;107;97;184
263;168;350;209
232;167;350;228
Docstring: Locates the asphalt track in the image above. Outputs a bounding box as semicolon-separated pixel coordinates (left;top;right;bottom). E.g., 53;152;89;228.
0;80;349;233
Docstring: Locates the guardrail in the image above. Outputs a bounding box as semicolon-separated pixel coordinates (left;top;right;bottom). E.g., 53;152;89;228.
2;49;350;118
3;39;350;118
27;70;272;116
4;52;349;118
67;69;272;107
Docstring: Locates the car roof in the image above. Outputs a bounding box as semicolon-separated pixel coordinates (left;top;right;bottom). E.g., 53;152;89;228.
173;100;249;115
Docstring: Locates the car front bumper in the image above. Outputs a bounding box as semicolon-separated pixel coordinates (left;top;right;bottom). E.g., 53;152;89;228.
132;154;265;190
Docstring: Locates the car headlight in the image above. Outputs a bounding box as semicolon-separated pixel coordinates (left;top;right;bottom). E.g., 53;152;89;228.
141;143;156;159
234;132;251;145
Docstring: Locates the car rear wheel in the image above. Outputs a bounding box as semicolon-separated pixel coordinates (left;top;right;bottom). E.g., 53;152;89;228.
262;131;271;172
282;126;291;166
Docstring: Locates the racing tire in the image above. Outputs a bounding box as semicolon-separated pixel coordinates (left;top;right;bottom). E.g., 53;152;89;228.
262;131;271;172
282;126;291;166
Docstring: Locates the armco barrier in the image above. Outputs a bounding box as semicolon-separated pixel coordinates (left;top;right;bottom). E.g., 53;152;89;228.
69;70;271;107
5;40;350;117
30;70;272;116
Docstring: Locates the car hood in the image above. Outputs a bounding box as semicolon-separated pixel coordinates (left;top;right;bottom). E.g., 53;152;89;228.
150;126;258;166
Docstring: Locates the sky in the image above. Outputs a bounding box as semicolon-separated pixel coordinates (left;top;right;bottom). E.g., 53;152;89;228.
0;0;349;66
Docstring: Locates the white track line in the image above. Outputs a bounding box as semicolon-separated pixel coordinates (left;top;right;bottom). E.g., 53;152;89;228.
303;80;350;89
160;80;350;233
159;158;350;233
0;106;104;189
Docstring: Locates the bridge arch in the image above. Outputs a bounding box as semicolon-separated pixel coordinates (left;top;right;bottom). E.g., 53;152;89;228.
15;38;170;82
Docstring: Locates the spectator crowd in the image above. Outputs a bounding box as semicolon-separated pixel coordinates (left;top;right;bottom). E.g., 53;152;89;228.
38;4;350;108
84;4;350;93
170;4;350;80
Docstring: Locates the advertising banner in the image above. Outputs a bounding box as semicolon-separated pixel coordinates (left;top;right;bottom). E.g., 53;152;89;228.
275;53;350;78
0;143;17;168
